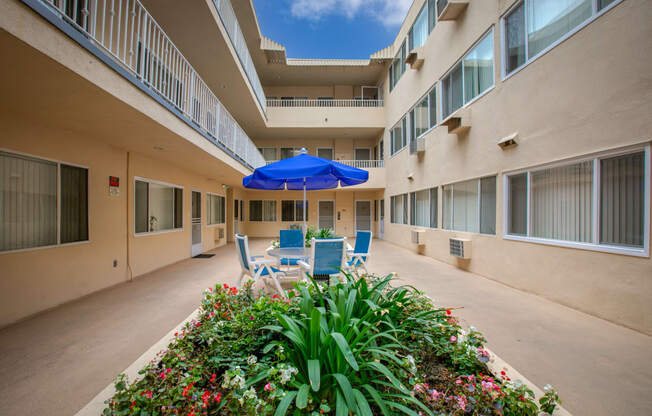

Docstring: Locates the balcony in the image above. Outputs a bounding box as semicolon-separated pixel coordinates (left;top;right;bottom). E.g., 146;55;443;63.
265;99;385;128
36;0;266;169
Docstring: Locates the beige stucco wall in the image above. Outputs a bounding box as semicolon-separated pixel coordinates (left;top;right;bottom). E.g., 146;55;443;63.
381;0;652;334
266;106;384;129
0;120;128;327
237;190;382;238
127;153;227;278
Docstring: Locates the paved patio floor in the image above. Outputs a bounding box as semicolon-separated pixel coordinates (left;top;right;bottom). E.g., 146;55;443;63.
0;238;650;416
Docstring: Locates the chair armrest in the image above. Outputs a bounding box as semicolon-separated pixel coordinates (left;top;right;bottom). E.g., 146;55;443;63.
251;255;265;259
251;258;276;265
297;260;310;270
352;252;370;257
346;249;354;253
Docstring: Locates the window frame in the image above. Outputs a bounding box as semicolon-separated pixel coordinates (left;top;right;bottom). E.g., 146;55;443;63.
390;193;409;225
503;144;650;257
248;200;277;222
500;0;624;81
409;84;438;142
442;175;497;236
0;149;91;254
258;147;277;162
133;176;184;237
440;26;496;121
317;147;334;160
206;192;226;226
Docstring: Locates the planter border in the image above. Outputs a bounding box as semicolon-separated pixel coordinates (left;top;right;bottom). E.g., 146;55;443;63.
75;307;573;416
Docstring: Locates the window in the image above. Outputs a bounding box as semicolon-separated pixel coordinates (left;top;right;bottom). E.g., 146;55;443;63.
505;148;649;255
134;178;183;234
207;193;225;225
410;85;437;140
258;147;277;162
0;152;89;252
390;194;409;224
389;40;406;92
249;200;276;222
428;0;437;32
430;187;439;228
280;148;300;159
391;115;409;155
317;148;333;160
410;190;431;227
502;0;620;77
443;176;496;234
442;29;494;119
355;148;371;161
281;200;309;222
409;5;429;51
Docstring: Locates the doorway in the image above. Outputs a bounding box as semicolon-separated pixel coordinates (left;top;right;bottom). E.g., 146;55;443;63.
379;198;384;239
318;200;335;230
191;191;202;257
355;200;372;232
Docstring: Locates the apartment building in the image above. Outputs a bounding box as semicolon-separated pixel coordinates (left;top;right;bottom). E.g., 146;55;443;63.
1;0;651;335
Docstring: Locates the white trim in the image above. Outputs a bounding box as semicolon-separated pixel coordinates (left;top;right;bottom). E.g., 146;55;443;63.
133;176;185;237
0;148;91;253
206;191;226;226
502;143;650;258
501;0;625;82
0;240;91;256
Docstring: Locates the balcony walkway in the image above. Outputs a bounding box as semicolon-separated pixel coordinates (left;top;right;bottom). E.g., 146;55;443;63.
0;239;650;416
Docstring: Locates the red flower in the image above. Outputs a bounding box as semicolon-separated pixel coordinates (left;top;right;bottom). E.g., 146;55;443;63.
195;321;201;327
223;283;229;289
215;392;222;403
446;309;452;316
210;373;216;383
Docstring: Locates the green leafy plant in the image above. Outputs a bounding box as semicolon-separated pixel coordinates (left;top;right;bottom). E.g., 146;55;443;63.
539;384;562;415
263;273;434;415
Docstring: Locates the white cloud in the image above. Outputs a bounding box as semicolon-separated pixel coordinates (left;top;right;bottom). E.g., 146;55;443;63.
289;0;412;28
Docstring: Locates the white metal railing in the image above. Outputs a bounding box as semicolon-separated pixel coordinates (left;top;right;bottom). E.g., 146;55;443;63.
267;99;384;108
40;0;266;169
338;160;385;168
211;0;266;113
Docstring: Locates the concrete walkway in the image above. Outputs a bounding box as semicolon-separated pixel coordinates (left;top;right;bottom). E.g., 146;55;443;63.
0;239;650;416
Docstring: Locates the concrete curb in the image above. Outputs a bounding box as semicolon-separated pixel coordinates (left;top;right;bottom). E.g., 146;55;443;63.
76;310;572;416
75;309;201;416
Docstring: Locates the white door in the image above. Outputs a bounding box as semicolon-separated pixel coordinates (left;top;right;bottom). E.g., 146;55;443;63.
191;191;202;257
379;198;385;239
318;201;334;230
355;201;372;232
234;199;239;234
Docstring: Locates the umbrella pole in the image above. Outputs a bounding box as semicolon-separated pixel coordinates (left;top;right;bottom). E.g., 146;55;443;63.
303;178;307;237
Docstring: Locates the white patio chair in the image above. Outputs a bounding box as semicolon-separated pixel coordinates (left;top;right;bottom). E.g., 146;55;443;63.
297;238;347;283
346;230;372;274
235;234;285;296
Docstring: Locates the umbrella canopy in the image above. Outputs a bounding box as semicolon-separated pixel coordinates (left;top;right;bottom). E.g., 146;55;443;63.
243;149;369;231
243;150;369;190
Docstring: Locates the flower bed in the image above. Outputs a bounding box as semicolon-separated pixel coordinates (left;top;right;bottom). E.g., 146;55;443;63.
104;274;561;415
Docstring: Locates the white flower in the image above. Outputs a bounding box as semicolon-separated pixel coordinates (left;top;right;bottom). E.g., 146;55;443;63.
247;355;258;366
543;384;552;392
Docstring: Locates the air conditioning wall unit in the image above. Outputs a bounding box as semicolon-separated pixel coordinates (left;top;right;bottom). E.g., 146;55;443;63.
411;229;425;244
449;237;471;259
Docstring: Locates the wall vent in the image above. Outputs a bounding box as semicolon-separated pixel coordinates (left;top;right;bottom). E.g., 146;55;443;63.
449;238;471;259
218;228;225;239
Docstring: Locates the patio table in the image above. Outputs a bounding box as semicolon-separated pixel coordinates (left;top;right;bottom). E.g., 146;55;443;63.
267;247;310;262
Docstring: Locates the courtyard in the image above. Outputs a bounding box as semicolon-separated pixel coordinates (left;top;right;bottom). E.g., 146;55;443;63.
0;238;650;416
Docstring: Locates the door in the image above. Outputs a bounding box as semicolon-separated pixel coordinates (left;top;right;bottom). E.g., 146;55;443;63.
355;201;372;232
191;191;202;257
234;199;239;234
379;198;385;239
318;200;335;230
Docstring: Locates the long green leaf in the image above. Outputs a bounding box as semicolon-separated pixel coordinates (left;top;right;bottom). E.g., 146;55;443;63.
274;390;298;416
361;384;391;416
307;359;320;391
333;373;357;411
361;361;408;393
335;391;348;416
330;332;359;371
353;389;373;416
296;384;310;409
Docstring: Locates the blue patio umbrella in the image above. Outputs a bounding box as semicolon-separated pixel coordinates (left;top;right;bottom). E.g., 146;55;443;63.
243;148;369;231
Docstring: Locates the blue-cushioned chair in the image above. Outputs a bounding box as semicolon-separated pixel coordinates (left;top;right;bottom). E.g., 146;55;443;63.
298;238;347;282
278;229;304;269
235;234;285;296
346;231;372;274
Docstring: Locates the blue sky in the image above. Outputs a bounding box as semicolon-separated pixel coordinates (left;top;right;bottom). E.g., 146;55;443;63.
252;0;412;59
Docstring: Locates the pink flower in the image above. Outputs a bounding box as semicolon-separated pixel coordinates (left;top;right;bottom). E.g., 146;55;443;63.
250;316;254;320
450;336;457;343
264;382;274;392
